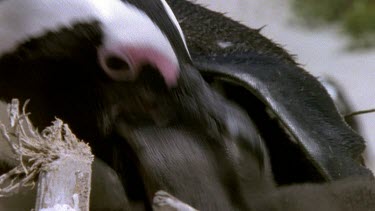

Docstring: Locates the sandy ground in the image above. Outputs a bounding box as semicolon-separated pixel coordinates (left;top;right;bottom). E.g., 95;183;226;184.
195;0;375;170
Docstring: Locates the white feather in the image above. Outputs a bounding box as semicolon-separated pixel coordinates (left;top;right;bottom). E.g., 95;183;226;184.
160;0;191;58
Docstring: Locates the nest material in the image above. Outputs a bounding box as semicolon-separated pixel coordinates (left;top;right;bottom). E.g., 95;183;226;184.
0;99;93;197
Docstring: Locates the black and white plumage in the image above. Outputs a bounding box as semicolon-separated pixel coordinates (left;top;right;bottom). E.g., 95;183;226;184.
0;0;374;210
167;0;372;183
0;0;268;210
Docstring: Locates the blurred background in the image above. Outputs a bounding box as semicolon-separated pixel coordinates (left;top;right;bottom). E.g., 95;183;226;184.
196;0;375;170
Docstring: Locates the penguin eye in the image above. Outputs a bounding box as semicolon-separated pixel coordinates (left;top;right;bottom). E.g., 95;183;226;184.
105;56;130;71
97;44;179;87
98;47;137;81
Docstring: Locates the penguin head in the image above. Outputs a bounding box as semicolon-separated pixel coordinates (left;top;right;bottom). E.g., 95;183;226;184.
0;0;191;86
0;0;190;138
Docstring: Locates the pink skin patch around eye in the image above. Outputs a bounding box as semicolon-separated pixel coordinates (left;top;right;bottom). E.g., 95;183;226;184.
99;45;180;88
124;46;180;87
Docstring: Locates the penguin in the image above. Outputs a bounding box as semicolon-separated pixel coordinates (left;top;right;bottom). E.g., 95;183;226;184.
166;0;373;184
251;176;375;211
0;0;373;210
0;0;270;210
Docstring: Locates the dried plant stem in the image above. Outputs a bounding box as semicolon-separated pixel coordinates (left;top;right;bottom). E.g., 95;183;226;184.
35;155;92;211
0;99;94;211
153;191;199;211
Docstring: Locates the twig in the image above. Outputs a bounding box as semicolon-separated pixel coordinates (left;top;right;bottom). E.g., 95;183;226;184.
153;191;199;211
345;108;375;118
